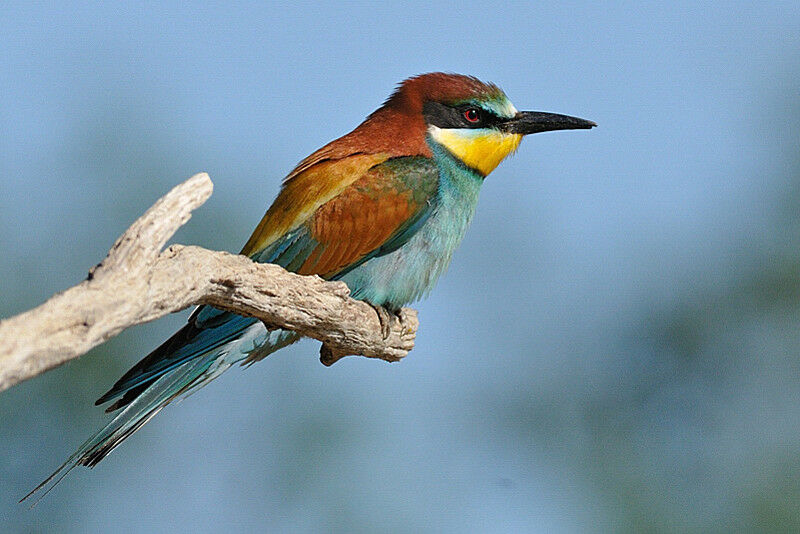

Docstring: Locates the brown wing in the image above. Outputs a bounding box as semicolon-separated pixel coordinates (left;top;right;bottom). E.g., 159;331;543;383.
246;156;439;280
297;159;434;276
241;153;391;257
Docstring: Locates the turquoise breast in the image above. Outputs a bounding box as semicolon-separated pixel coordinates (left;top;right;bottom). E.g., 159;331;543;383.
338;139;484;309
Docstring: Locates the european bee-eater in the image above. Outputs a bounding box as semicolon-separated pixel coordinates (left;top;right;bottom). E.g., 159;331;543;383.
27;72;594;499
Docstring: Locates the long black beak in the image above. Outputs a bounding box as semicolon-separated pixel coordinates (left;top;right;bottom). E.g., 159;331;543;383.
502;111;596;135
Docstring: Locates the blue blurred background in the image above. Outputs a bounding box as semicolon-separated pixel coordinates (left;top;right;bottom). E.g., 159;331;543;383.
2;2;800;532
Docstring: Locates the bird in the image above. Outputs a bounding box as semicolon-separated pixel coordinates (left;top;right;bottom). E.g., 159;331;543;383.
24;72;595;501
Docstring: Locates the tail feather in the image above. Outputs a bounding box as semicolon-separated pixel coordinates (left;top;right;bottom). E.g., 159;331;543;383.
21;355;215;505
23;325;300;505
95;313;257;408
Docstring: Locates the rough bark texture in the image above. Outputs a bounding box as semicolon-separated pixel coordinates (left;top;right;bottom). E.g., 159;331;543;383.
0;173;418;393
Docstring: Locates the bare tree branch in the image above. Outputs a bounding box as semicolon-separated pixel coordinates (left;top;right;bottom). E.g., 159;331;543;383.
0;173;418;393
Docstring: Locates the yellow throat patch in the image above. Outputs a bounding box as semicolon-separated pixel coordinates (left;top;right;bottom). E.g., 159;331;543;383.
430;126;522;176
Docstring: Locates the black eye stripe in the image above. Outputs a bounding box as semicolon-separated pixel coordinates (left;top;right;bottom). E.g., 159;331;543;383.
422;101;503;129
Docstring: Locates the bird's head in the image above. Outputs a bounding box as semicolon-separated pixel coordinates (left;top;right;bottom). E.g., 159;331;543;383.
287;73;595;183
380;73;596;176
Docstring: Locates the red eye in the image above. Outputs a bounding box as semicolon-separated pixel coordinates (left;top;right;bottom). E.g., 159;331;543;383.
464;108;480;123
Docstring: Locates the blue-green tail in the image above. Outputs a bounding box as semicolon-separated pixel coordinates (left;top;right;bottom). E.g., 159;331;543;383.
22;309;298;504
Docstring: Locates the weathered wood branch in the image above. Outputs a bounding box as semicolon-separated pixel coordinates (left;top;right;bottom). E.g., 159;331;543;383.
0;173;418;393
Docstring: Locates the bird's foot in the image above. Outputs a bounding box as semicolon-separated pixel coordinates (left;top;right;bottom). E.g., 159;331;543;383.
319;305;415;367
371;303;396;340
319;304;393;366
